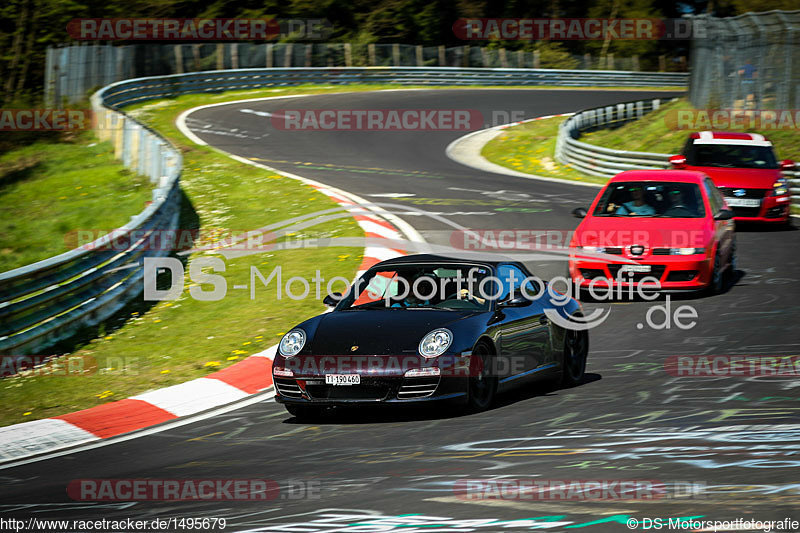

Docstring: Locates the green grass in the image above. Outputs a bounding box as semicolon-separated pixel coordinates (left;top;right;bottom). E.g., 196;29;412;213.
0;132;151;272
484;97;800;187
481;117;608;186
583;98;800;161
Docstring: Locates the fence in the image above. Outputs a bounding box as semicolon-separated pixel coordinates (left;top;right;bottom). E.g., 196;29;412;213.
0;87;182;355
46;43;687;104
688;10;800;109
555;98;800;208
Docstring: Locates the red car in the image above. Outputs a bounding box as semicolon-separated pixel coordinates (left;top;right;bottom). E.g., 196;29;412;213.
669;131;794;224
568;170;736;293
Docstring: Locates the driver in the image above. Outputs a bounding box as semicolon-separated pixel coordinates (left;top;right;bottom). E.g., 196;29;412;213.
616;185;656;216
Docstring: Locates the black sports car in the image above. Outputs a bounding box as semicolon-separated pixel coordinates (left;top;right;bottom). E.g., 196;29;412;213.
273;254;589;419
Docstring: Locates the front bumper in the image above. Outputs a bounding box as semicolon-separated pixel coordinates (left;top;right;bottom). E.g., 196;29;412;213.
272;354;470;406
726;193;790;222
569;255;712;290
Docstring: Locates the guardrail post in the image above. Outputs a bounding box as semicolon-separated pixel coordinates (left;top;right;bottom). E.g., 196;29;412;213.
439;46;446;66
305;44;312;67
344;43;352;67
392;44;400;66
122;119;133;167
114;115;125;159
266;43;273;68
216;43;224;69
368;44;376;66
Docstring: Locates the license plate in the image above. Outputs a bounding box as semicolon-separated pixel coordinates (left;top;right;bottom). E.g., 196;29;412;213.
620;264;651;273
325;374;360;386
725;197;760;207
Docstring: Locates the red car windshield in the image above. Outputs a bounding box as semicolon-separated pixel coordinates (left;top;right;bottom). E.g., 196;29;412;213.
684;142;778;169
593;181;706;218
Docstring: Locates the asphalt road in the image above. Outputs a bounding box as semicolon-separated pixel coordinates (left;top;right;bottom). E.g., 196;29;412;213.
2;89;799;532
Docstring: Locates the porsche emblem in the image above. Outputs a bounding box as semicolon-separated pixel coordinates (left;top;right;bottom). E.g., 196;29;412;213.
350;345;358;352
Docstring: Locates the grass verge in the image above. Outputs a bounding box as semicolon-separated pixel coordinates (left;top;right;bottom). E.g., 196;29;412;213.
0;132;151;272
481;117;607;186
483;98;800;189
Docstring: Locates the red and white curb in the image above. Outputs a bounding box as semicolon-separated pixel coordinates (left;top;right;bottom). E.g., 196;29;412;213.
0;100;417;463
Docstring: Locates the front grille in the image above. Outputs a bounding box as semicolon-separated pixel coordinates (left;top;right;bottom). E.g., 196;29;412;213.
397;377;440;399
305;380;389;401
652;248;671;255
729;206;762;218
275;378;303;399
607;264;666;282
579;268;606;280
604;247;623;255
719;188;767;199
666;270;699;282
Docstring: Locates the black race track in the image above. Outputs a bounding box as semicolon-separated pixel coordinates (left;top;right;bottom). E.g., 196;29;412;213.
2;89;800;532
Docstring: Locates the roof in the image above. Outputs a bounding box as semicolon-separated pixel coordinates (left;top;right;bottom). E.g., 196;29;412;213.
376;253;509;267
610;169;706;183
688;131;772;146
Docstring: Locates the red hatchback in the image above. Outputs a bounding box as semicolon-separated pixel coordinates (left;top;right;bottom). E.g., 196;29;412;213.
568;170;736;293
669;131;793;224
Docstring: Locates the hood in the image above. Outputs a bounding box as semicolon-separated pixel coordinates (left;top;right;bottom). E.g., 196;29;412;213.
688;166;781;189
308;309;477;355
573;216;711;249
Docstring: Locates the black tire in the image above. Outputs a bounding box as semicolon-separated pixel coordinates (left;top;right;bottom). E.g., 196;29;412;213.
467;342;497;412
728;238;737;275
560;328;588;388
286;405;323;421
707;247;724;295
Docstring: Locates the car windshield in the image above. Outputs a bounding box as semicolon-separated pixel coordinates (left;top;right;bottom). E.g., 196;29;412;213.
337;263;495;311
685;142;778;169
593;181;706;218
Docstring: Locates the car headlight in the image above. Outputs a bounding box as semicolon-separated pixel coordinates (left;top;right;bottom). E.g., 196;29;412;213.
279;329;306;357
579;246;605;253
419;328;453;358
773;178;788;196
670;247;705;255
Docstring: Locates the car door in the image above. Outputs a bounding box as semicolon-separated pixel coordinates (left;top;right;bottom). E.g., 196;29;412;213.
494;264;550;376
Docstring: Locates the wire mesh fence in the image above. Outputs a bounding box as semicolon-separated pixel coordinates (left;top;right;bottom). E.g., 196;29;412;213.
45;42;685;104
688;10;800;109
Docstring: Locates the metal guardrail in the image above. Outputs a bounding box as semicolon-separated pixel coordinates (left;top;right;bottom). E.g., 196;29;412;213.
555;98;800;209
1;67;687;355
0;88;182;355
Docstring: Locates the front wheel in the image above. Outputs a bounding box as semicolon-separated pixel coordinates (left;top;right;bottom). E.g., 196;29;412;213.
467;342;497;412
706;247;724;295
561;328;588;388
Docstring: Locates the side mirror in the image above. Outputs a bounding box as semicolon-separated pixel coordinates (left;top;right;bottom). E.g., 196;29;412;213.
323;292;342;307
572;207;588;219
497;296;530;309
780;159;795;171
669;154;687;168
714;209;734;221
